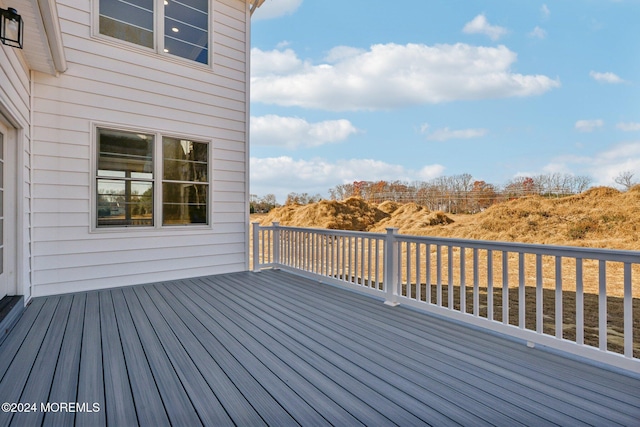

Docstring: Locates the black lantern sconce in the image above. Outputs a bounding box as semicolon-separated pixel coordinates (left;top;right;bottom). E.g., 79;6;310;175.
0;7;23;49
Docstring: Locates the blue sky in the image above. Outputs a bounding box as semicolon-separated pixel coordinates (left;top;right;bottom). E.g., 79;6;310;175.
249;0;640;203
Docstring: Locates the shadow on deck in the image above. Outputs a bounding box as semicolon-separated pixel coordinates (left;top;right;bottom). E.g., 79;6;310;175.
0;270;638;426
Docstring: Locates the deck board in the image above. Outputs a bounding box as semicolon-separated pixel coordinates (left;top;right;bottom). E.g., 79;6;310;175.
144;284;266;426
121;286;204;427
180;278;356;426
270;272;640;408
76;292;107;427
208;275;484;426
0;298;46;382
158;281;302;426
134;285;236;427
259;271;636;425
110;289;170;427
0;297;60;427
186;277;421;426
216;274;546;425
10;295;72;427
45;294;86;427
100;291;138;426
0;269;638;426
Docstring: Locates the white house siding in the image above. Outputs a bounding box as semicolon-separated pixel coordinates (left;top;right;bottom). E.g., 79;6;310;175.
30;0;251;297
0;41;32;301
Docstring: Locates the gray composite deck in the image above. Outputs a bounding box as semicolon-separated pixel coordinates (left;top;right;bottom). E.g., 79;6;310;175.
0;270;638;426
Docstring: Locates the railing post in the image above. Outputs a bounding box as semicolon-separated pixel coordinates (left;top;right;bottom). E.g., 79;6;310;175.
272;222;281;269
252;222;261;272
384;228;400;306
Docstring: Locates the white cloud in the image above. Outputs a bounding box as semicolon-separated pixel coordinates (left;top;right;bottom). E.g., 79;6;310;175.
426;127;488;141
417;164;447;181
276;40;292;49
324;46;366;63
543;142;640;186
528;26;547;39
542;163;572;174
251;48;305;76
251;0;302;20
589;71;625;84
462;14;508;41
617;122;640;132
541;4;551;18
251;43;560;111
251;115;358;148
250;156;445;202
575;119;604;132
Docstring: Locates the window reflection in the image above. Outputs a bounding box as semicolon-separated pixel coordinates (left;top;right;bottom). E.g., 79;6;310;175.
97;129;154;227
99;0;154;48
162;137;208;225
164;0;208;63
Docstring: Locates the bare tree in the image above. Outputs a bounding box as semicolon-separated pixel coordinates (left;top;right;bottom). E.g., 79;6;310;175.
285;192;323;205
250;193;278;213
614;171;637;191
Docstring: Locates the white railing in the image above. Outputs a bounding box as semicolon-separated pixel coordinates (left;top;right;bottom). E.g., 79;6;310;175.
252;222;640;373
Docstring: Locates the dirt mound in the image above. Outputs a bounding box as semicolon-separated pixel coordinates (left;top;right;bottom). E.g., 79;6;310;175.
259;197;388;231
434;188;640;249
370;203;454;234
376;200;401;215
255;187;640;249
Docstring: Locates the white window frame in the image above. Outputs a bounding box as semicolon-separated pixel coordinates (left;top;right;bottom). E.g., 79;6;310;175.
91;124;213;232
92;0;212;67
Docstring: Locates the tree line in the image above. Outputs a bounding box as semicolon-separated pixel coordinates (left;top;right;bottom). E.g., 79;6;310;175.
251;171;637;214
328;173;593;214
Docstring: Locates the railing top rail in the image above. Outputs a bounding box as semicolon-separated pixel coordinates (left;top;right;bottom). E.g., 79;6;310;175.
254;222;640;262
397;234;640;262
253;222;387;239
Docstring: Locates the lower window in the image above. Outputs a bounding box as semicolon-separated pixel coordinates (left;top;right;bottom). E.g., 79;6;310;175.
96;128;209;228
162;137;209;225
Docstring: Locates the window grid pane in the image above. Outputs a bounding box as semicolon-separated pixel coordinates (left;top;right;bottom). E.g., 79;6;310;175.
99;0;154;48
162;137;209;225
162;183;208;225
97;129;154;227
164;0;208;64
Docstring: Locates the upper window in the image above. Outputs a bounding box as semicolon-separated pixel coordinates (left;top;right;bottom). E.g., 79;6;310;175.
98;0;209;64
164;0;209;64
96;128;210;228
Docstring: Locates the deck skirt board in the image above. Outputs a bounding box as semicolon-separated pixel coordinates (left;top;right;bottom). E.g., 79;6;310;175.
0;270;638;426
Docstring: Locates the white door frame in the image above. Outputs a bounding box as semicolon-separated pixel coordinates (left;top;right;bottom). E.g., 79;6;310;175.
0;117;18;298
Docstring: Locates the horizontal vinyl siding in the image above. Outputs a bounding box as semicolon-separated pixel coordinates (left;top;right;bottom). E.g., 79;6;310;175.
0;42;32;299
32;259;245;296
30;0;250;296
0;50;30;124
